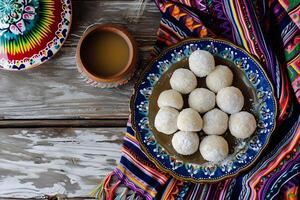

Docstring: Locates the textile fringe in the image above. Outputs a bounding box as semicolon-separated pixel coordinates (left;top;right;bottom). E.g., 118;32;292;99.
90;179;104;199
90;172;120;200
114;188;128;200
127;191;137;200
91;172;136;200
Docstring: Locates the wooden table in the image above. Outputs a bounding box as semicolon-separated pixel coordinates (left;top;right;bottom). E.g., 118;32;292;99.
0;0;161;198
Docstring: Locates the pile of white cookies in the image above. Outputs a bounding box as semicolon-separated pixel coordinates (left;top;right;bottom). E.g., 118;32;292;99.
154;50;257;163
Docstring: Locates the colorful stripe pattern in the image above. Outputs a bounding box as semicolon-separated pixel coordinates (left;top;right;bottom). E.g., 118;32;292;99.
98;0;300;199
112;119;170;200
0;0;72;70
239;116;300;200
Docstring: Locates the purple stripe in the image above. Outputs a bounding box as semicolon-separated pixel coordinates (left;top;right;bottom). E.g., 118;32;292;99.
114;168;154;200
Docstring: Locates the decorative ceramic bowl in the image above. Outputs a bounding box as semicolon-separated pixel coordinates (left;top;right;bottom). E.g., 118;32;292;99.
131;38;277;182
76;24;137;88
0;0;72;70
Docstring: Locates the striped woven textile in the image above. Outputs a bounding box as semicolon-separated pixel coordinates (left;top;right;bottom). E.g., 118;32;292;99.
94;0;300;199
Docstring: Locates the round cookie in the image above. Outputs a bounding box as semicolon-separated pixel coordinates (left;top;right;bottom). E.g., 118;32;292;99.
216;86;244;114
172;131;200;155
229;111;257;139
206;65;233;93
203;108;228;135
154;107;179;135
157;89;184;110
177;108;203;132
199;135;229;162
170;68;197;94
189;50;215;77
189;88;216;113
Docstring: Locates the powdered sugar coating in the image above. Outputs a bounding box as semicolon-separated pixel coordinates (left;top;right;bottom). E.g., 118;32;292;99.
206;65;233;93
157;89;184;110
189;50;215;77
172;131;200;155
200;135;229;162
154;107;179;135
216;86;244;114
170;68;197;94
229;111;257;139
203;108;228;135
177;108;203;132
188;88;216;113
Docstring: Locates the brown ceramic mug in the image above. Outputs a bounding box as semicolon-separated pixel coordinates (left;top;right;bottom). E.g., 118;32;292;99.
76;24;137;88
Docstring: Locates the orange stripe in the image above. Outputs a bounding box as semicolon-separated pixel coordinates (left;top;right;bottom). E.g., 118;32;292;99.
278;73;291;121
125;132;138;142
288;4;300;14
287;52;300;66
161;179;175;199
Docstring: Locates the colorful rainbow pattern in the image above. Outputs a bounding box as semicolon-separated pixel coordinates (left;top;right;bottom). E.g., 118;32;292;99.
0;0;72;70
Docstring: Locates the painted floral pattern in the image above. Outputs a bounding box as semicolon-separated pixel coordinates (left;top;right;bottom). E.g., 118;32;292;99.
0;0;37;36
0;0;72;70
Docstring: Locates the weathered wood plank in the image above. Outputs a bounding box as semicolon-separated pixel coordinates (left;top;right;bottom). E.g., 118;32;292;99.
0;119;127;128
0;0;161;120
0;128;124;198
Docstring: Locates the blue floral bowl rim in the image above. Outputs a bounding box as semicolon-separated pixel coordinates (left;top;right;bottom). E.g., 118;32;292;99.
130;37;278;183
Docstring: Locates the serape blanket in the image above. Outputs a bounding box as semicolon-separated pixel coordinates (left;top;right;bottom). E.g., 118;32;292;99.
93;0;300;199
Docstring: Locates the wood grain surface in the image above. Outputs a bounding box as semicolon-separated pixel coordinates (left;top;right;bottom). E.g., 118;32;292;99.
0;128;124;198
0;0;161;120
0;0;161;198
